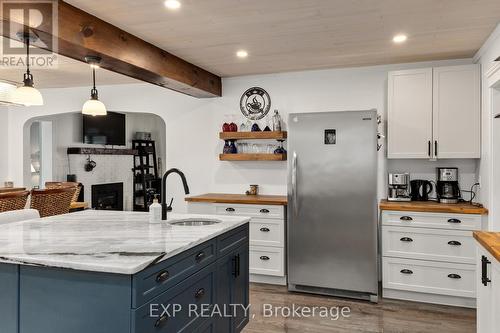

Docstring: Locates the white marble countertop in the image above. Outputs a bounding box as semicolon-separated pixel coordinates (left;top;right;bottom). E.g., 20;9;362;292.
0;210;250;274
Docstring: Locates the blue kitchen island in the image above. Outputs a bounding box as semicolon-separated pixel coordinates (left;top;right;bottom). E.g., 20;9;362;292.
0;210;250;333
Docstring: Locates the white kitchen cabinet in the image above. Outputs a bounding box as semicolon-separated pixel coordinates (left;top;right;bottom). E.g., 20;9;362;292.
433;65;480;158
388;68;433;159
381;210;484;307
387;64;480;159
476;245;500;333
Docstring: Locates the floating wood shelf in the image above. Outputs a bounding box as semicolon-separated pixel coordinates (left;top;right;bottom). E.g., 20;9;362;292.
219;153;287;161
67;147;138;155
219;131;287;140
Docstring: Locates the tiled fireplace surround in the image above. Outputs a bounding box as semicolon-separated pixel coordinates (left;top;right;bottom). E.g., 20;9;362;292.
69;154;133;211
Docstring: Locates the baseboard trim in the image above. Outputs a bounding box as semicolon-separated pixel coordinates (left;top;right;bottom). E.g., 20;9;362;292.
250;274;287;286
383;288;476;308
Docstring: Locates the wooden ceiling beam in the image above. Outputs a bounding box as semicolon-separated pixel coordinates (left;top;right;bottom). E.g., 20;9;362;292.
1;0;222;98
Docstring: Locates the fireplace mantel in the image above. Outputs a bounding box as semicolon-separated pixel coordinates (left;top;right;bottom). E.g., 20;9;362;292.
67;147;138;155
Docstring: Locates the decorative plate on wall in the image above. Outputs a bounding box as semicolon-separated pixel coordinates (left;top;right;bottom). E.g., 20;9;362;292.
240;87;271;120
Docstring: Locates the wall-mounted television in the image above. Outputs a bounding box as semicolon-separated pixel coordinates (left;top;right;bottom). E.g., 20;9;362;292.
83;111;126;146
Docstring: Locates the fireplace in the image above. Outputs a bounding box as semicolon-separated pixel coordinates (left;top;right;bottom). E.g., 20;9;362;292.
91;183;124;211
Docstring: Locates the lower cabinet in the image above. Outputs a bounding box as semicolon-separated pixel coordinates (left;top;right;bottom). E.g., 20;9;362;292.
476;245;500;333
215;242;250;333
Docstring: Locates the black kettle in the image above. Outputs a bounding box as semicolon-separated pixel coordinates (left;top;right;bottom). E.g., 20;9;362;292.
410;180;433;201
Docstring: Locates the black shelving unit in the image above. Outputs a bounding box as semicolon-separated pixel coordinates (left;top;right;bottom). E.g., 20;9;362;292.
132;140;161;211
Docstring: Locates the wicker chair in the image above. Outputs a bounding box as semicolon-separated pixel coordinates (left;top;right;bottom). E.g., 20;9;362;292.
45;182;81;203
30;188;76;217
0;191;30;213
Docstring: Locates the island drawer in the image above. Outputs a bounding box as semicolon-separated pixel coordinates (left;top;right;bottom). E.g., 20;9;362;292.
132;263;216;333
218;223;249;257
215;204;284;219
382;226;475;264
381;211;482;230
132;239;216;308
382;257;475;298
249;218;284;247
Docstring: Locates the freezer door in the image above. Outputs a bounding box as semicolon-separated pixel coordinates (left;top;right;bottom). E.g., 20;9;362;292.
287;110;378;294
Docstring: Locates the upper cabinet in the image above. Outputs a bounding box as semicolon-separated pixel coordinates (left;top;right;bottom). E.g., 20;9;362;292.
388;64;480;159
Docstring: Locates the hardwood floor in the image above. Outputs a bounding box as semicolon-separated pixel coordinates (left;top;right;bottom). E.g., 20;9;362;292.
244;284;475;333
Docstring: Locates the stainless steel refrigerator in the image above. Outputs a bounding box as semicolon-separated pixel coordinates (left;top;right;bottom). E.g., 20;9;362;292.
287;110;379;302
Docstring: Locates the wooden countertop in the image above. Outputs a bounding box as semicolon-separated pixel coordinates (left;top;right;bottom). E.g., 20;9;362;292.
185;193;287;206
474;231;500;262
380;199;488;215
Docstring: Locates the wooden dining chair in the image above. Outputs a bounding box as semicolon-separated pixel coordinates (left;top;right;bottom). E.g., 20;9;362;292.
0;191;30;213
45;182;82;203
30;188;76;217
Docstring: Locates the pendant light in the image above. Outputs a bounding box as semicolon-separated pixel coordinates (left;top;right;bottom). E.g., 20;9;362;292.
82;56;107;116
12;33;44;106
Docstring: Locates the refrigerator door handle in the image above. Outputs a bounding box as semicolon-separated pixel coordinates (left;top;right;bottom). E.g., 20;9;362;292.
292;152;298;217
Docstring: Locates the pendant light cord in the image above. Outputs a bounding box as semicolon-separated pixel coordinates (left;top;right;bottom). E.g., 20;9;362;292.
90;66;98;99
26;36;30;75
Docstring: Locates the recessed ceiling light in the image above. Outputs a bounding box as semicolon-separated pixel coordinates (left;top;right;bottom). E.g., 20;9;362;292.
236;50;248;58
393;34;408;43
164;0;181;10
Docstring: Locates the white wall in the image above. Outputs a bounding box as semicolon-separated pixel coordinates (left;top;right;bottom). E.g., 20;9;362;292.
211;58;475;201
6;57;478;213
0;106;9;185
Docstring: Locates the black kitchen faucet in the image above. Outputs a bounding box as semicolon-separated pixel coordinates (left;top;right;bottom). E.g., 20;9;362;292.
161;168;190;220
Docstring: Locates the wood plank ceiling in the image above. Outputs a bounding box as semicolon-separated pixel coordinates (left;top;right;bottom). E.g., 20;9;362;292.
65;0;500;77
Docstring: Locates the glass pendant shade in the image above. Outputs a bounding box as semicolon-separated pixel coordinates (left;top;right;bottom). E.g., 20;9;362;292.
12;85;43;106
82;97;107;116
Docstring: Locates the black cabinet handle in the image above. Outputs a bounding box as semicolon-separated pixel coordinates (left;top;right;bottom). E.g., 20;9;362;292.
232;254;241;277
260;256;270;261
226;207;235;212
448;274;461;279
260;227;270;232
400;237;413;242
400;216;413;221
154;315;168;328
195;251;205;262
448;241;461;246
434;141;438;157
155;270;169;283
428;140;431;157
260;208;270;213
400;269;413;275
194;288;205;299
482;255;492;286
447;218;461;224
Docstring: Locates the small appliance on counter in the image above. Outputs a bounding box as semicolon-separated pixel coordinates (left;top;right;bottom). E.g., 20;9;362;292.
436;167;461;203
388;173;411;201
410;179;433;201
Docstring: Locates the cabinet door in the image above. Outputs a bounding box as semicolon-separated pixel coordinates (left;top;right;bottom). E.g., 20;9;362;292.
476;247;493;333
388;68;433;158
432;64;480;158
492;261;500;332
232;244;249;333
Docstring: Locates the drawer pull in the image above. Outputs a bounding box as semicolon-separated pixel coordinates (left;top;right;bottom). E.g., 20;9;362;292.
448;274;461;279
154;315;168;328
447;218;461;224
155;270;170;283
400;216;413;221
260;208;270;213
194;288;206;300
260;227;270;232
226;207;235;212
195;251;206;262
260;255;270;261
400;237;413;242
482;255;492;286
400;269;413;275
447;240;462;246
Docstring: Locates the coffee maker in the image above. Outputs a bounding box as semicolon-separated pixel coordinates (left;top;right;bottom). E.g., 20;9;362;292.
436;167;461;204
388;173;411;201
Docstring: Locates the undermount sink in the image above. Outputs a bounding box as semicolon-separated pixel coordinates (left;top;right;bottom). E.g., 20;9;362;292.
169;218;222;226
